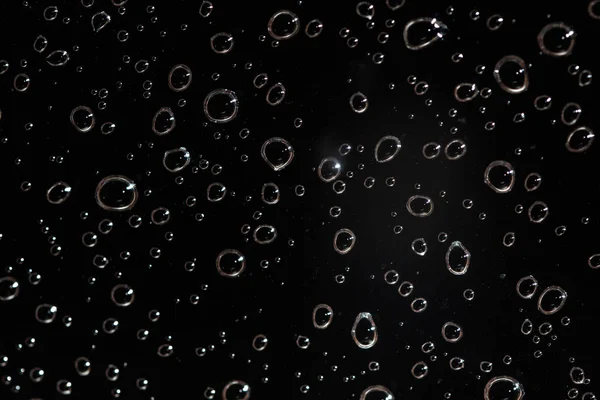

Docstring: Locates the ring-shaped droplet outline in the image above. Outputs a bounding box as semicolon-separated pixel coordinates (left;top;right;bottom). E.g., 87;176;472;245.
95;175;138;212
484;160;515;194
267;10;300;40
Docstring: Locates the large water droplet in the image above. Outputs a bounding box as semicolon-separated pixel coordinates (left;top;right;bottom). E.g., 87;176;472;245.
566;126;594;153
334;228;356;255
351;312;378;349
445;241;471;275
484;160;515;193
91;11;111;33
537;22;576;57
46;50;70;66
163;147;190;173
537;285;567;315
359;385;394;400
216;249;246;278
406;195;434;217
203;89;239;123
375;135;401;162
168;64;192;92
484;376;525;400
95;175;138;211
222;380;250;400
152;107;176;135
70;106;95;133
403;17;448;50
261;137;294;171
516;275;538;299
267;10;300;40
493;55;529;94
312;304;333;329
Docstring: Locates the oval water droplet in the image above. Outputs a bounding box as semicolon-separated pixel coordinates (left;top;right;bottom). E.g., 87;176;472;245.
528;201;549;223
484;160;515;193
566;126;595;153
253;225;277;244
411;238;428;256
312;304;333;329
398;281;414;297
537;285;567;315
374;135;401;162
163;147;190;173
351;312;378;349
454;83;479;102
70;106;95;133
207;182;227;202
524;173;542;192
441;321;463;343
445;241;471;275
350;92;369;113
305;19;323;38
210;32;234;54
222;380;250;400
95;175;138;211
47;181;72;204
493;55;529;94
152;107;176;135
33;35;48;53
318;157;342;182
403;17;448;50
46;50;70;66
266;83;286;106
168;64;192;92
360;385;394;400
406;195;434;217
261;137;294;171
0;277;19;301
199;1;214;17
411;362;429;379
111;284;135;307
261;183;280;204
561;102;582;126
445;139;467;160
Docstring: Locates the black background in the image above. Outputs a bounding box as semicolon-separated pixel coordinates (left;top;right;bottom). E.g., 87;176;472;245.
1;0;599;399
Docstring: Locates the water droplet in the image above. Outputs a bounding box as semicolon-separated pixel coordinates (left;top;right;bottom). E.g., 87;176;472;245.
313;304;333;329
528;201;549;223
163;147;190;173
411;298;428;312
46;181;72;204
168;64;192;92
210;32;234;54
33;35;48;53
360;385;394;399
216;249;246;278
534;95;552;110
266;83;286;106
305;19;323;38
537;285;567;315
484;160;515;193
406;195;434;217
493;55;529;94
403;17;448;50
566;126;595;153
252;334;268;351
203;89;239;123
46;50;70;66
35;304;58;324
91;11;111;33
454;83;479;102
561;102;582;126
207;182;227;202
524;173;542;192
0;277;19;301
445;139;467;160
516;275;538;299
334;228;356;255
411;362;429;379
152;107;176;135
483;376;525;400
350;92;369;113
487;14;504;30
253;225;277;244
351;312;378;349
356;2;375;20
95;175;138;211
375;135;401;162
199;1;213;17
261;137;294;171
267;10;300;40
445;241;471;275
442;321;463;343
537;22;576;57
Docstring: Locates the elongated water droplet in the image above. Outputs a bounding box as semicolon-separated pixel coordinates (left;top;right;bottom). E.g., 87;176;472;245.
46;50;70;66
351;312;378;349
312;304;333;329
152;107;176;135
33;35;48;53
334;228;356;255
445;241;471;275
403;17;448;50
91;11;111;33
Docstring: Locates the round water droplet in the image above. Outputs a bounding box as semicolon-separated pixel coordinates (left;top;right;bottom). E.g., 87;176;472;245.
253;225;277;244
411;362;429;379
261;137;294;171
33;35;48;53
422;142;441;159
267;10;300;40
318;157;342;182
210;32;234;54
70;106;95;132
216;249;246;278
442;321;463;343
95;175;138;211
207;182;227;202
493;55;529;94
35;304;58;324
0;277;19;301
110;284;134;307
483;376;525;400
222;380;250;400
534;95;552;110
168;64;192;92
351;312;378;349
152;107;176;135
398;281;414;297
203;89;239;123
516;275;538;299
487;14;504;30
312;304;333;329
566;126;595;153
411;238;428;256
537;22;576;57
571;367;585;384
484;160;515;193
253;73;268;88
261;183;280;204
151;207;171;225
403;17;448;50
350;92;369;113
524;173;542;192
406;195;434;217
528;201;549;223
163;147;190;173
537;285;567;315
445;241;471;275
375;135;401;162
588;254;600;269
449;357;465;370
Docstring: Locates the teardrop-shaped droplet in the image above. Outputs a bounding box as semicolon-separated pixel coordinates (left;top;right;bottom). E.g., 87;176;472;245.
403;17;448;50
351;312;378;349
360;385;394;400
484;160;515;193
152;107;176;135
445;241;471;275
356;2;375;20
46;50;70;66
375;135;401;162
493;55;529;94
33;35;48;53
537;22;576;57
261;137;294;171
91;11;111;33
163;147;190;172
312;304;333;329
